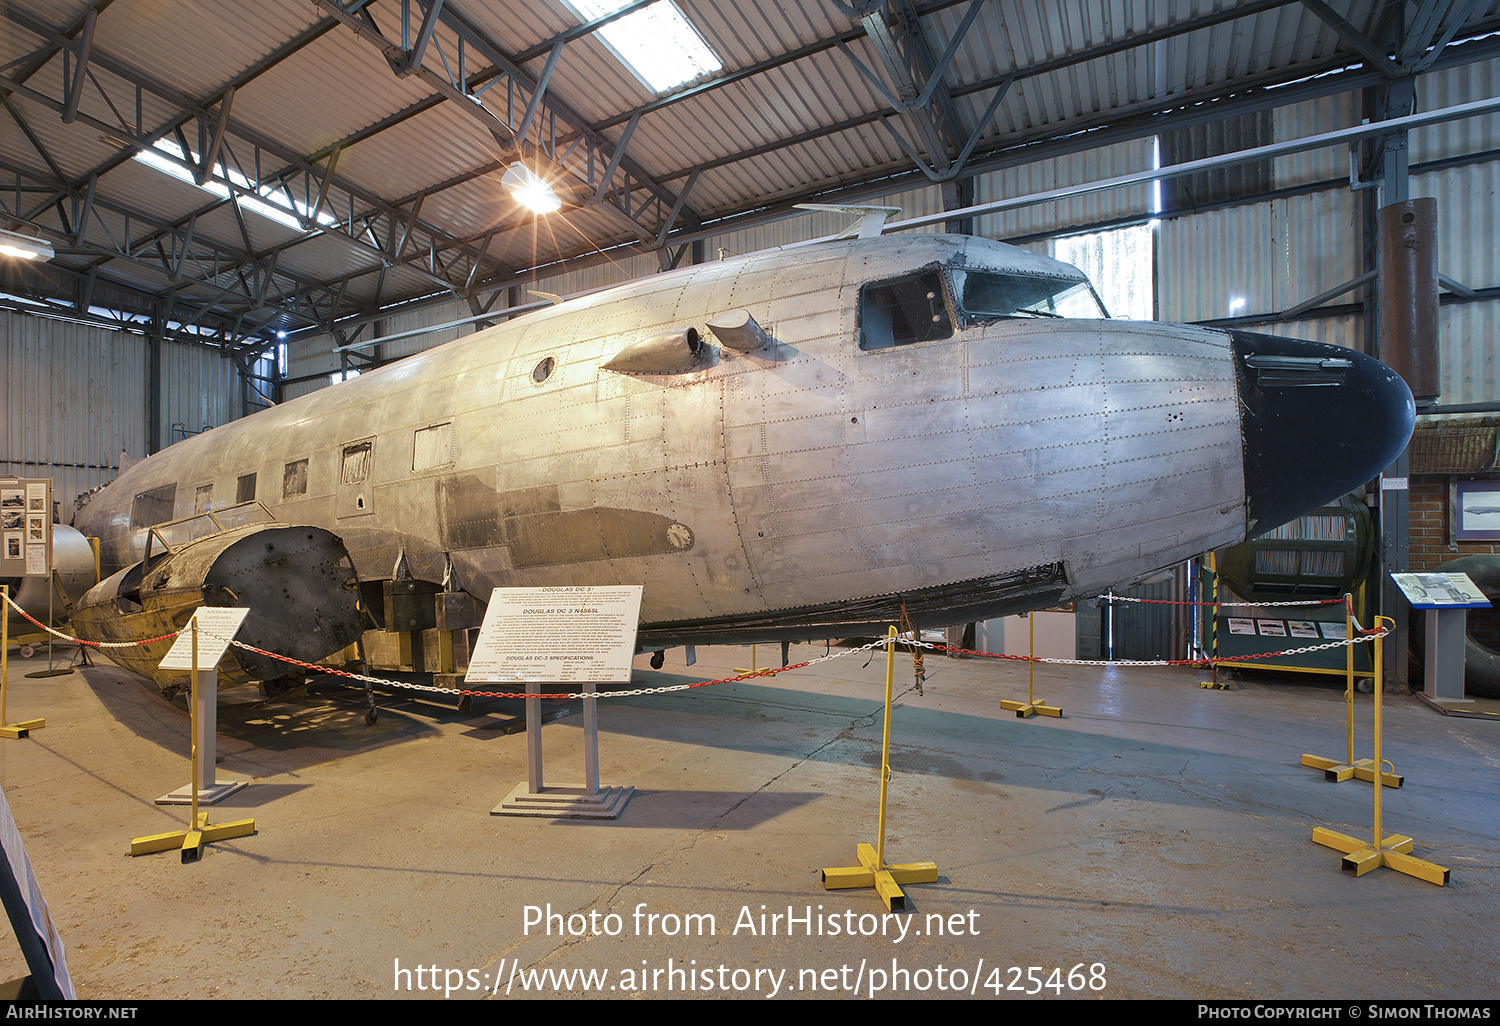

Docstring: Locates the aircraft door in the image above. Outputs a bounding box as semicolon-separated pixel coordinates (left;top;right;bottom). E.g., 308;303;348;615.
336;438;376;518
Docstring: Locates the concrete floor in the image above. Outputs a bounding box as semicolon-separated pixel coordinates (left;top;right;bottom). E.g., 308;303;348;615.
0;637;1495;1001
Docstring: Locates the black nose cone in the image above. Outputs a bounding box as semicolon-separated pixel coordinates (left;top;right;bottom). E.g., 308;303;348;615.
1231;330;1415;538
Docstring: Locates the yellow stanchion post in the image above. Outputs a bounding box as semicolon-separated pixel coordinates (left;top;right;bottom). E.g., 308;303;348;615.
1201;552;1227;689
1000;611;1061;718
0;586;46;739
1311;617;1447;885
734;644;770;676
1299;596;1403;788
131;616;255;863
822;626;938;910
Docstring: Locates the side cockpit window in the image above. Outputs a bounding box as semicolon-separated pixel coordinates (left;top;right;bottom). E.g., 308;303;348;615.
953;269;1107;320
858;267;953;351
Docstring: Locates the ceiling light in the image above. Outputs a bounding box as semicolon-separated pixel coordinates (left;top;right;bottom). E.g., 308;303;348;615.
0;228;53;261
501;163;562;214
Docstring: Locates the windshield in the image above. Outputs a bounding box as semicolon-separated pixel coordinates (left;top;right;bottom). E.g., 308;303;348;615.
953;269;1107;320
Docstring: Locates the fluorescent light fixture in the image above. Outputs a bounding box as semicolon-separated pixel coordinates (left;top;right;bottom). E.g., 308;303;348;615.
135;140;337;232
0;228;53;261
562;0;722;93
501;163;562;213
1229;296;1247;313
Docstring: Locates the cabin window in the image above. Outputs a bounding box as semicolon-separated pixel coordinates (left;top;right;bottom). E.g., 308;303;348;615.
236;474;256;503
341;441;373;485
952;269;1106;320
858;268;953;350
282;459;309;499
193;484;213;514
413;423;452;471
532;357;555;383
130;484;176;529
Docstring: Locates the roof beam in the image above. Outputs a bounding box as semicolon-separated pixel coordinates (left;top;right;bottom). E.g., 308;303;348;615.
60;7;97;124
1299;0;1403;77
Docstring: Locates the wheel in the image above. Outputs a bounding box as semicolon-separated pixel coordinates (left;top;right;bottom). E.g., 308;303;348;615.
1356;677;1374;694
365;707;378;725
18;645;34;658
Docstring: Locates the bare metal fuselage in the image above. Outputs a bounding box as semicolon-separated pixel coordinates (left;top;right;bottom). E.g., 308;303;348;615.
70;234;1412;662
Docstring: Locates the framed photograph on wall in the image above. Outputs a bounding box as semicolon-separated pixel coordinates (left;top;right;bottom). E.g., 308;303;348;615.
1454;478;1500;541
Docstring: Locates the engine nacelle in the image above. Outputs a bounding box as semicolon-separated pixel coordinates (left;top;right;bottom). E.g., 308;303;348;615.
70;524;361;692
2;524;99;631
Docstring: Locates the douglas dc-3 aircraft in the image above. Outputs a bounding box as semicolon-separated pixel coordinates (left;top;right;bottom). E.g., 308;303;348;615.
65;229;1415;695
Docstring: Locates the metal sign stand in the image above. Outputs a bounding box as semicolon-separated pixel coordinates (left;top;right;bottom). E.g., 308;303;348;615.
469;586;643;821
492;679;632;819
823;627;938;910
22;575;71;682
132;615;256;862
154;609;250;806
0;586;45;739
1312;618;1448;885
0;477;57;736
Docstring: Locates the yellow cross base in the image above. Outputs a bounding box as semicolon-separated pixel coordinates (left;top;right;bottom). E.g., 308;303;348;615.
1301;754;1403;787
133;817;256;863
822;843;937;911
1000;699;1061;718
1312;827;1449;886
0;719;45;739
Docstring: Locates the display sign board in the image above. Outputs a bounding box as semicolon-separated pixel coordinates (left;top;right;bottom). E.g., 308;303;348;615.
467;586;644;683
1391;572;1492;610
0;478;50;578
158;608;251;671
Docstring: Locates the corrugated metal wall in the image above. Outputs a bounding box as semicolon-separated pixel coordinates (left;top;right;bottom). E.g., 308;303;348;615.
0;310;249;513
0;312;146;512
974;137;1157;241
158;337;242;445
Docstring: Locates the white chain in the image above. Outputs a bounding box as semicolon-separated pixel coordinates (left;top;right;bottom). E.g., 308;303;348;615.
1107;595;1346;609
1;591;181;648
4;587;1387;698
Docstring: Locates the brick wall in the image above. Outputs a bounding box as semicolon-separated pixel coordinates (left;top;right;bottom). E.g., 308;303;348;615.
1408;474;1500;648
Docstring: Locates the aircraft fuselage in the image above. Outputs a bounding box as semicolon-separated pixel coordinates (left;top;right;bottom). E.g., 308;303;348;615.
71;234;1413;655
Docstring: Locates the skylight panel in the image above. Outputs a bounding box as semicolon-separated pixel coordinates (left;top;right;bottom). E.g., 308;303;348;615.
562;0;722;93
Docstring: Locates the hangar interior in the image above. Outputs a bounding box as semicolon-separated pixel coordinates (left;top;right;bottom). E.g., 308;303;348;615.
0;0;1498;1001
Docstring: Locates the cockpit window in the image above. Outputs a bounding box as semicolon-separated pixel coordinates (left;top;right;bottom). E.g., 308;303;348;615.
953;269;1107;320
858;268;954;351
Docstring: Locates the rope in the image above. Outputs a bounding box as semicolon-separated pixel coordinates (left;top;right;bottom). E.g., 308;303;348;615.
1;591;180;648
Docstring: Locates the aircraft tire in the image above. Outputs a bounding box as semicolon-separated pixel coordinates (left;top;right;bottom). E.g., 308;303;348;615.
1418;556;1500;698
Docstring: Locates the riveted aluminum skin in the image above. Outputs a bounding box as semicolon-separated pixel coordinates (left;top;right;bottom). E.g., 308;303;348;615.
70;234;1413;674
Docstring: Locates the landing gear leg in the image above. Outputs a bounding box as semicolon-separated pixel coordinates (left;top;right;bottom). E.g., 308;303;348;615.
355;635;378;724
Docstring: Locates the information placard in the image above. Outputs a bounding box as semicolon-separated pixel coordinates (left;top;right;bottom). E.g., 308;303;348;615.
158;608;251;670
1391;572;1492;610
0;478;50;579
467;586;644;683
